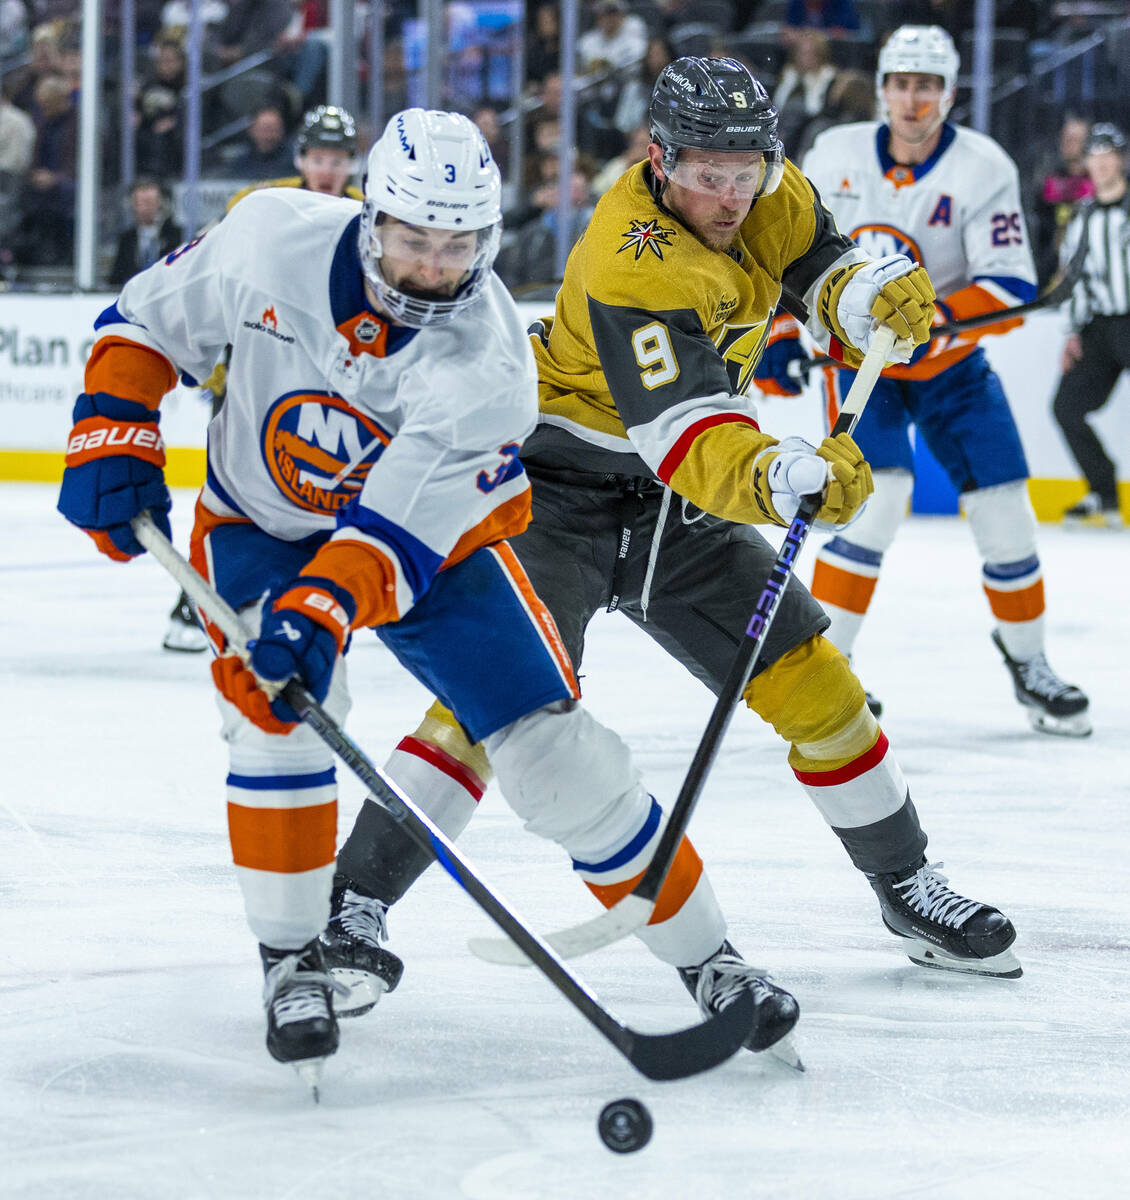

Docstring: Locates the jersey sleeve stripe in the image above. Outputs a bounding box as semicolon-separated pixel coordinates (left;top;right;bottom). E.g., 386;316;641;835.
85;335;178;411
656;411;760;484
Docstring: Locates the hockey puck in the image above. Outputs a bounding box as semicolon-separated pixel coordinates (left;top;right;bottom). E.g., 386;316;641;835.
597;1098;653;1153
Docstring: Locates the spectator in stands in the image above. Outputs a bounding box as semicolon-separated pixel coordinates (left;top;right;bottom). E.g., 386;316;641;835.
499;154;598;288
1030;113;1094;288
1;0;29;61
136;36;186;181
224;103;294;180
0;80;35;176
612;34;676;134
0;83;34;268
13;71;75;265
772;28;836;151
783;0;860;37
472;102;509;177
590;122;651;194
108;177;184;287
5;22;62;112
158;0;229;48
791;67;874;160
213;0;293;68
526;2;560;87
578;0;648;74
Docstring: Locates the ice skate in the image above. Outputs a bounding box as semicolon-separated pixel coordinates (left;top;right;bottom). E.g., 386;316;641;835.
260;939;347;1098
867;859;1022;978
1061;492;1123;529
319;881;404;1018
991;630;1091;737
864;691;882;718
162;591;208;653
678;941;802;1068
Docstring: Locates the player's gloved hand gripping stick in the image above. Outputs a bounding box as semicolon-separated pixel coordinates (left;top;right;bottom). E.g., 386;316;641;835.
471;325;899;966
129;512;754;1083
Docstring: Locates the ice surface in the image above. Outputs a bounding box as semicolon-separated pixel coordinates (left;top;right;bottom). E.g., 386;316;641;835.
3;484;1129;1199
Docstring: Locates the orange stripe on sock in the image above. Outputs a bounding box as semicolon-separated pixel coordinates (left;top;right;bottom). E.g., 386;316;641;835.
227;801;337;873
984;579;1045;622
584;837;704;925
811;559;878;615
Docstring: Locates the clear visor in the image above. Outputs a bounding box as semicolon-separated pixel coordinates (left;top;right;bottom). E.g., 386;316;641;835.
666;150;784;200
359;208;502;327
376;220;487;297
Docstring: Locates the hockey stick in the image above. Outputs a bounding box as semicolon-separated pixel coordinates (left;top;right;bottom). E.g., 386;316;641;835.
471;326;898;966
129;513;753;1082
790;238;1088;377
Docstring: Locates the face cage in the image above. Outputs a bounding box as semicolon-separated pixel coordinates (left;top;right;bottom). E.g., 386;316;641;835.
358;203;502;328
659;141;786;203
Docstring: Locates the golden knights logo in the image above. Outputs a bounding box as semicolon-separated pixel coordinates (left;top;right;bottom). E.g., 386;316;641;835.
618;218;675;261
715;320;772;395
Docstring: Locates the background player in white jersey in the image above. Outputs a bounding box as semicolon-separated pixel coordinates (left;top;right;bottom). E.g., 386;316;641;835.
760;25;1090;736
56;109;803;1084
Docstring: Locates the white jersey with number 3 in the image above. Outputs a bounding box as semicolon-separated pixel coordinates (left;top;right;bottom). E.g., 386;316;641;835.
802;121;1037;379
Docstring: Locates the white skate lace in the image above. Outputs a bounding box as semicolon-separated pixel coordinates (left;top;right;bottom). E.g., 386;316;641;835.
695;954;774;1014
336;890;389;945
263;952;349;1026
1017;653;1077;701
894;862;981;929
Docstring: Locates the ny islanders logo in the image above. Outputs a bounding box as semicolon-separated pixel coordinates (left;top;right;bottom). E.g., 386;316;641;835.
618;218;675;261
850;224;923;265
262;391;391;513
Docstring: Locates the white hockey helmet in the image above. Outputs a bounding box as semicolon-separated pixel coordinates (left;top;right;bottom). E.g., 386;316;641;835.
359;108;503;327
876;25;959;123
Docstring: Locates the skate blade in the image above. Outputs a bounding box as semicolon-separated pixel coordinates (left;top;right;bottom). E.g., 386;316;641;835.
330;967;388;1018
766;1032;805;1072
906;943;1023;979
291;1057;326;1101
1025;708;1092;738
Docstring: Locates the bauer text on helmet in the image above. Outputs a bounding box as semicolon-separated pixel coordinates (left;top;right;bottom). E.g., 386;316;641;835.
359;109;503;328
876;25;959;127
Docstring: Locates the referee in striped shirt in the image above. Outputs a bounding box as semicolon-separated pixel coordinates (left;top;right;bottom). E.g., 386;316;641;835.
1052;123;1129;527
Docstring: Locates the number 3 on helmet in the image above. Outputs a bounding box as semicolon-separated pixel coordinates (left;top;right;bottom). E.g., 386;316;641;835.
359;108;503;328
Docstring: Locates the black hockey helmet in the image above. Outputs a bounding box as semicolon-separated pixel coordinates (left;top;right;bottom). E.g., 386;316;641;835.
649;56;785;183
297;105;358;155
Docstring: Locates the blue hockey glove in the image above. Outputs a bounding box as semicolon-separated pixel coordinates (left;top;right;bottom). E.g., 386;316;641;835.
57;393;171;560
753;314;808;396
212;576;356;733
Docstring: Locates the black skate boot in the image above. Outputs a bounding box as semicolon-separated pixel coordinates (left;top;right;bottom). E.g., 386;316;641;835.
319;880;404;1018
678;941;801;1067
991;630;1091;737
865;691;882;718
867;859;1022;979
260;939;346;1096
162;590;208;653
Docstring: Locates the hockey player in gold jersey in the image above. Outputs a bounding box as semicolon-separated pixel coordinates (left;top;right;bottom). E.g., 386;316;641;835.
322;60;1022;1031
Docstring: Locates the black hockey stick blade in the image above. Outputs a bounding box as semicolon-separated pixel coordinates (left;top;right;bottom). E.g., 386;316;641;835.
472;330;896;966
131;513;750;1082
626;988;755;1081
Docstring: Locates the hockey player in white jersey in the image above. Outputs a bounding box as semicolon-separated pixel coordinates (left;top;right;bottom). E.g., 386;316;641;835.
57;109;802;1087
758;25;1090;736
